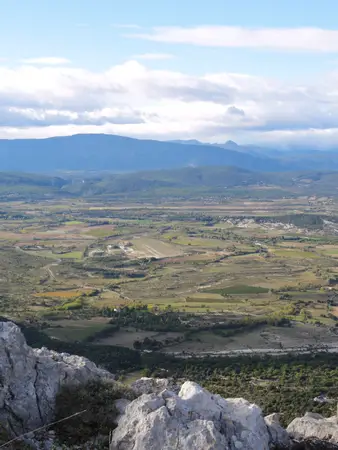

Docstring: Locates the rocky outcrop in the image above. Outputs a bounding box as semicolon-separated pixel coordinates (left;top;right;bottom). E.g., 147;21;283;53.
265;413;292;448
0;321;114;437
110;380;290;450
288;412;338;445
2;320;338;450
131;376;181;396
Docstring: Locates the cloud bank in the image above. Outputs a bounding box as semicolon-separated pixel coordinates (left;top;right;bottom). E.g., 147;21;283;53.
129;26;338;52
1;59;338;147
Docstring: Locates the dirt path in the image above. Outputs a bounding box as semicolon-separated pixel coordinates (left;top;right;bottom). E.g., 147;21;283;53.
165;343;338;359
42;260;61;281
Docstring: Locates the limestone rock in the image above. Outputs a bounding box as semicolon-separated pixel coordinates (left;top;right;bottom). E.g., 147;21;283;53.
110;380;283;450
265;413;292;448
0;321;114;437
287;412;338;443
113;398;131;425
130;376;180;396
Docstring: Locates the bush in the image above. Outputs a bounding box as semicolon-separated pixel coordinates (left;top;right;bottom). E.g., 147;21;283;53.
54;379;135;445
58;297;83;310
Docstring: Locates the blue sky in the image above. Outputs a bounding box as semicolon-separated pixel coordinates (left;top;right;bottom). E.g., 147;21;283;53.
1;0;338;146
2;0;338;76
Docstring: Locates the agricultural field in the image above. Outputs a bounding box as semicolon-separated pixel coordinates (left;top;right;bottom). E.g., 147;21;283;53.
2;195;338;356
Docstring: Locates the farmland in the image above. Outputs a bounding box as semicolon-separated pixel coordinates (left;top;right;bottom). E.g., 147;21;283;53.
1;194;338;359
3;187;338;425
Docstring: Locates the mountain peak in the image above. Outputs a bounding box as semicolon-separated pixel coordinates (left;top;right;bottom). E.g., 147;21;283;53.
224;140;238;147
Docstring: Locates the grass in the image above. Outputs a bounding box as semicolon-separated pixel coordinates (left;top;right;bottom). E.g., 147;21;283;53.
85;227;115;238
34;289;94;298
58;298;84;310
120;370;143;385
23;249;83;259
319;247;338;258
187;292;224;300
64;220;83;225
205;285;270;295
59;251;83;259
163;233;228;248
272;249;320;259
45;319;111;341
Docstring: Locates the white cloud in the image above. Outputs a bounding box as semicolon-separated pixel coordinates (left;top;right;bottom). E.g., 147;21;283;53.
128;25;338;52
1;59;338;146
133;53;174;60
20;57;71;66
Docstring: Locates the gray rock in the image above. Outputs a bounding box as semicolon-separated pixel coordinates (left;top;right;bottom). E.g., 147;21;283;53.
0;321;114;437
113;398;131;425
110;380;285;450
131;377;180;396
287;412;338;443
265;413;292;448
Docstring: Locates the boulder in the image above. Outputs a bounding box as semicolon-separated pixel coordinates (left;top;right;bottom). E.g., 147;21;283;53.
0;321;114;437
287;412;338;444
265;413;292;448
131;376;180;396
113;398;131;425
110;380;286;450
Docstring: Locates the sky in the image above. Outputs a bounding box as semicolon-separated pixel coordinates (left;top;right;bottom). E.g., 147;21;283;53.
2;0;338;147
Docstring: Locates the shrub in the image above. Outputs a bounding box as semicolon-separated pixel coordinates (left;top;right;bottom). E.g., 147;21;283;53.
58;297;83;310
54;379;135;445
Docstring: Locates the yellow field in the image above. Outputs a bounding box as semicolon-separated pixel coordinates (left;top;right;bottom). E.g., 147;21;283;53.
34;289;94;298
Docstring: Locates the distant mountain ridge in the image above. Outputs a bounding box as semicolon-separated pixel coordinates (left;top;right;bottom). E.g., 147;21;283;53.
1;133;338;173
0;133;296;173
169;138;338;160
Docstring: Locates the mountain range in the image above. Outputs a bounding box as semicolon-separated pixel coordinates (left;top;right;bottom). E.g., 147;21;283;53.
3;133;338;174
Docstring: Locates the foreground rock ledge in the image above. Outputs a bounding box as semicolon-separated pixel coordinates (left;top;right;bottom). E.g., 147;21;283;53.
110;381;291;450
1;321;338;449
0;321;114;436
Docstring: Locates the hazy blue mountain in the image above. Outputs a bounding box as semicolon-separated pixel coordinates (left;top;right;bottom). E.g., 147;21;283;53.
168;138;338;165
0;134;292;173
168;139;301;158
168;139;206;146
2;133;338;174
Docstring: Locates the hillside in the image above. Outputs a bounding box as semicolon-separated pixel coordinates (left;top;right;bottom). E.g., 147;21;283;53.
0;172;70;199
1;166;338;200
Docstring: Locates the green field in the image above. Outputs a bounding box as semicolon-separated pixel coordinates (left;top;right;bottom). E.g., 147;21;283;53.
272;249;320;259
1;195;338;356
205;285;270;295
44;319;111;341
85;228;116;238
